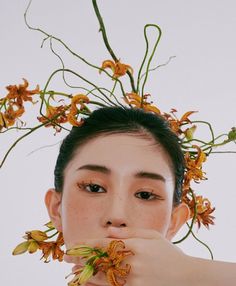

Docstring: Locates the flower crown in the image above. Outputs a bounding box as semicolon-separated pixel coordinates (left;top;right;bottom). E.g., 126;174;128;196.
2;1;235;285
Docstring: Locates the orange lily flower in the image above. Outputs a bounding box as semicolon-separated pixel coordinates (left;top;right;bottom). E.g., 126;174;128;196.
66;240;133;286
38;104;68;131
124;93;161;115
39;232;64;262
100;60;133;78
184;145;207;190
4;105;25;128
188;195;215;229
67;94;89;127
6;78;39;107
94;240;133;286
163;109;197;135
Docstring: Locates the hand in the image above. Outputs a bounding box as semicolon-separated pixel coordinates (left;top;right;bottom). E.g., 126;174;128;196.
64;227;192;286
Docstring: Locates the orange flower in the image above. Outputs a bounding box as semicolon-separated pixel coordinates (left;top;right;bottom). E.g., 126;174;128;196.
13;229;64;263
100;60;133;78
124;93;161;114
188;195;215;229
37;104;68;131
67;94;89;127
163;109;196;135
94;240;134;286
39;232;64;262
66;240;133;286
6;78;39;107
184;145;207;190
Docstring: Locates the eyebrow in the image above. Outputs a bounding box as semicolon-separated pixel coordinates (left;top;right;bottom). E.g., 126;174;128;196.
77;164;166;182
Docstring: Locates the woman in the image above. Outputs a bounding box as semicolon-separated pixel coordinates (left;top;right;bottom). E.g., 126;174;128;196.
45;106;236;285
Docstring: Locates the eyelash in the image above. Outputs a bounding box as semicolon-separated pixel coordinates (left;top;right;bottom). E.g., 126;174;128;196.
77;181;164;201
77;181;106;193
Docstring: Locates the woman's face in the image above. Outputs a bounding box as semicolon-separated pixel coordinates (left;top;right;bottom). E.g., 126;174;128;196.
46;133;188;248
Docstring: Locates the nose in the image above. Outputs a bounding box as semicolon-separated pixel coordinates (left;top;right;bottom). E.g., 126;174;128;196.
102;193;129;228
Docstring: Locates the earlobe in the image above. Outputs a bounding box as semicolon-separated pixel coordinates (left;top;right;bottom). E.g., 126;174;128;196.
166;203;190;241
45;188;62;232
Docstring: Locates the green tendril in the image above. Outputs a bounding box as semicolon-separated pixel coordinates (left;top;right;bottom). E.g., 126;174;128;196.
137;24;162;101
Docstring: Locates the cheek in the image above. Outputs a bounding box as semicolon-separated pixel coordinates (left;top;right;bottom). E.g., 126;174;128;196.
135;203;172;234
60;193;103;247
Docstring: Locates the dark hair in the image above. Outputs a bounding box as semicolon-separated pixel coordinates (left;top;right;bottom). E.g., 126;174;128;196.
54;106;185;205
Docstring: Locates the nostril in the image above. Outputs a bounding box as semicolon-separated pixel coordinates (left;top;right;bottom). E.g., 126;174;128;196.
106;221;127;227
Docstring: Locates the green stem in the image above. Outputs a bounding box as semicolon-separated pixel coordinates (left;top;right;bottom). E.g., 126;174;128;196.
24;0;127;98
137;24;162;101
0;123;45;168
186;222;214;260
92;0;136;92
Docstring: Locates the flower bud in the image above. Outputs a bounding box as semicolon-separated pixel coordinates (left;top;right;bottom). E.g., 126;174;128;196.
78;264;94;285
12;241;30;255
184;125;197;140
28;240;39;254
228;127;236;141
44;221;55;229
28;230;48;241
66;245;94;257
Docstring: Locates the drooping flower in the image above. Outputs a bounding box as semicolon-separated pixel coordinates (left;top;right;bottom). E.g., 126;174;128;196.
100;60;133;78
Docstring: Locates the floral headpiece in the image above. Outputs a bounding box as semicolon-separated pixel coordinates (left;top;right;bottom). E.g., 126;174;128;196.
1;0;235;285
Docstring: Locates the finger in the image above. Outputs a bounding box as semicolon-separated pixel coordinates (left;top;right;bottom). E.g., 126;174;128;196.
107;226;163;240
63;253;80;264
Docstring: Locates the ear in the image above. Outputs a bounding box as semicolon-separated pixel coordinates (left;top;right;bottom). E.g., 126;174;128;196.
166;203;190;241
45;188;62;232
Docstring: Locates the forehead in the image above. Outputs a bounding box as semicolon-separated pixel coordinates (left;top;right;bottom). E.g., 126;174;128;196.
65;133;174;180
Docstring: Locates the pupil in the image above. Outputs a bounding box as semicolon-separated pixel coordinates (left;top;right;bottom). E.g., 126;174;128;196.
91;184;100;192
140;192;150;199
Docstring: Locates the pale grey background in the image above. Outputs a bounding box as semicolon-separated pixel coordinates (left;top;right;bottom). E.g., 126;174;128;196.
1;0;236;285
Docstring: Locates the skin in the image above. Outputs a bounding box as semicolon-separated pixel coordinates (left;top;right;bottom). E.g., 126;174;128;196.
45;133;191;285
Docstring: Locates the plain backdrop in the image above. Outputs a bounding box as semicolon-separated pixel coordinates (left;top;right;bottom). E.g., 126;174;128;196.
1;0;236;285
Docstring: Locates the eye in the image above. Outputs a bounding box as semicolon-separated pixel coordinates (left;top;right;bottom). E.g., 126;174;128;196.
77;182;106;193
135;191;163;201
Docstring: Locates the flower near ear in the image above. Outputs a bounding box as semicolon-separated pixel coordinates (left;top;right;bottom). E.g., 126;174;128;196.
39;231;64;262
188;195;215;229
183;145;207;190
100;60;133;78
